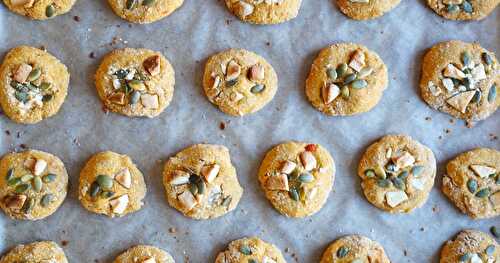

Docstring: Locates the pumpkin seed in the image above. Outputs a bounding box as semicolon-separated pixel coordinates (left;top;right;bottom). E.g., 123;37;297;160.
127;79;144;90
411;166;424;176
485;245;495;256
22;197;34;213
27;68;41;82
15;183;31;193
7;177;21;186
126;0;137;9
142;0;155;5
222;196;232;207
377;179;391;188
491;226;499;238
488;84;497;103
374;166;386;179
475;188;490;198
41;194;54;207
496;175;500;185
15;91;29;103
344;73;357;85
100;191;115;198
327;68;337;80
340;86;350;98
33;176;42;192
189;183;198;195
40;82;51;90
385;163;397;172
42;94;53;102
482;52;493;65
6;168;14;181
447;4;459;12
115;69;129;79
42;173;56;183
364;169;375;178
472;90;481;103
248;259;257;263
189;174;201;183
391;177;406;190
298;173;314;183
89;182;100;198
46;4;56;17
336;63;348;77
226;79;238;87
461;52;472;67
467;179;478;193
240;245;252;255
21;174;33;182
197;180;206;195
461;78;472;89
337;246;349;258
462;68;472;75
398;170;409;179
351;79;367;89
129;90;141;104
96;175;113;189
250;84;265;94
358;67;373;79
289;188;299;201
459;253;471;262
462;1;473;13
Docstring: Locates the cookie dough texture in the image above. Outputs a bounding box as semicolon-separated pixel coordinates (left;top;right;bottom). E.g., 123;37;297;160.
0;46;70;124
107;0;184;24
443;148;500;219
420;41;499;123
0;241;68;263
336;0;401;20
0;150;68;220
306;43;388;116
258;141;335;217
203;48;278;116
114;245;175;263
320;235;391;263
215;237;286;263
427;0;499;20
358;134;436;213
440;230;499;263
78;151;147;217
3;0;76;20
224;0;302;24
95;48;175;118
163;144;243;220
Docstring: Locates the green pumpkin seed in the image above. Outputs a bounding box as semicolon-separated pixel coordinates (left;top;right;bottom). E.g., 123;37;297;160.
197;180;206;195
357;67;373;79
337;246;349;258
496;175;500;185
327;68;337;80
15;91;29;103
398;170;409;179
89;182;100;198
127;79;145;90
451;78;461;86
475;188;490;198
96;175;113;189
344;73;357;85
364;169;375;178
6;168;14;181
41;194;54;207
21;174;33;182
411;166;424;176
240;245;252;255
250;84;265;94
488;84;497;103
22;197;34;214
351;79;367;89
377;179;391;188
42;94;53;102
462;68;472;75
226;79;238;87
491;226;499;238
482;52;493;65
27;68;41;82
459;253;471;262
142;0;155;5
100;191;115;198
462;1;473;13
385;163;397;172
42;173;57;183
46;4;56;17
189;174;200;183
447;4;459;12
289;188;299;201
188;183;198;195
374;166;387;179
340;86;350;98
40;82;51;90
33;176;42;192
467;179;478;193
336;63;348;77
391;177;406;190
248;259;257;263
472;90;481;103
15;183;31;193
461;78;472;90
222;196;232;207
298;173;314;183
7;177;21;186
126;0;137;9
485;245;495;255
129;90;141;104
461;52;472;67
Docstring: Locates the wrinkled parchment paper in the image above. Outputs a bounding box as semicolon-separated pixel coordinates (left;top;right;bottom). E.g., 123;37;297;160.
0;0;499;262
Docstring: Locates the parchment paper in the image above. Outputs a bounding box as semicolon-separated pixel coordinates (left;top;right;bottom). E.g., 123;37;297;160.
0;0;499;262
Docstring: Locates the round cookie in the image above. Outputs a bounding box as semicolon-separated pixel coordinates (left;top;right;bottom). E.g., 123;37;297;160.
114;245;174;263
336;0;401;20
162;144;243;220
224;0;302;24
257;141;335;218
203;48;278;116
427;0;498;20
95;48;175;118
0;150;68;220
2;0;76;20
305;43;388;116
358;134;436;213
107;0;184;24
420;40;499;123
0;241;68;263
440;230;499;263
320;235;391;263
442;148;500;219
0;45;70;124
215;237;286;263
78;151;147;218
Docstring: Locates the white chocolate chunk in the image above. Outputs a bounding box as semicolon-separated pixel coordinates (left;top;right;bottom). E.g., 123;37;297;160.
13;63;32;83
237;1;255;17
471;64;487;81
110;195;129;214
349;49;366;72
470;253;483;263
411;177;426;191
115;168;131;189
470;165;496;178
226;60;241;81
280;160;297;174
428;82;442;96
170;170;191;185
262;256;277;263
442;78;455;92
443;64;466;79
392;152;415;169
322;83;340;104
178;191;197;211
265;174;289;191
446;90;476;113
33;159;47;176
300;151;317;171
490;191;500;209
386;191;408;207
140;94;159;109
142;258;156;263
306;187;318;201
201;164;220;183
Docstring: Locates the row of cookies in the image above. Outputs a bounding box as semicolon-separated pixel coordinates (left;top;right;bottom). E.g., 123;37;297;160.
1;136;498;221
3;0;499;23
1;40;498;124
1;230;499;262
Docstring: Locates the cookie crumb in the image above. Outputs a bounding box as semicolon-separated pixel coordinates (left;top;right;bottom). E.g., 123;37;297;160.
403;249;408;256
425;116;431;121
61;240;69;246
169;227;177;234
89;52;96;59
219;121;226;130
73;15;80;22
5;130;10;135
20;144;27;149
432;205;439;213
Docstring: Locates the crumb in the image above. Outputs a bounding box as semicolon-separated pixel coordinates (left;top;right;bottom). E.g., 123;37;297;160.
432;205;439;213
102;105;109;114
449;119;455;124
438;135;443;140
420;227;425;232
425;117;431;121
39;46;47;51
466;120;475;128
285;248;291;253
219;121;226;130
404;249;408;256
169;227;177;234
89;52;96;59
225;19;231;25
73;138;81;147
61;240;69;246
5;130;10;135
73;15;80;22
266;42;271;46
20;144;27;149
445;129;451;134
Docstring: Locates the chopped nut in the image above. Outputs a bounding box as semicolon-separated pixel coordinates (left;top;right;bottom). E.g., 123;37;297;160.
446;90;476;113
348;49;366;72
385;148;392;159
4;194;27;210
248;64;265;81
237;1;254;17
230;91;244;102
170;170;190;185
471;64;486;81
392;151;415;169
143;55;161;76
114;168;131;189
11;0;33;6
322;83;340;104
443;64;466;79
225;60;241;81
386;191;408;207
201;164;220;183
13;63;32;83
280;160;296;174
108;93;126;105
441;78;454;91
211;75;221;90
142;258;156;263
262;256;277;263
470;165;496;178
265;174;289;191
140;94;159;109
178;191;197;211
428;81;442;96
300;151;317;171
110;194;129;214
33;159;47;176
24;157;36;170
306;187;318;201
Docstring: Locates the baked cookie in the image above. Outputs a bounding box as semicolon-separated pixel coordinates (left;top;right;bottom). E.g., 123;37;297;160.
320;235;391;263
162;144;243;220
420;40;499;123
2;0;77;20
443;148;500;219
0;241;68;263
215;237;286;263
0;150;68;220
113;245;175;263
427;0;498;20
95;48;175;118
257;141;335;217
358;134;436;213
203;48;278;116
0;45;70;124
224;0;302;24
440;230;499;263
78;151;147;218
336;0;401;20
107;0;184;24
305;43;388;116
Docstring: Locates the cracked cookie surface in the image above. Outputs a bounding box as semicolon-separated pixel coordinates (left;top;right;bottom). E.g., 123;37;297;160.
3;0;77;20
215;237;286;263
0;241;68;263
113;245;175;263
427;0;499;20
440;230;499;263
336;0;401;20
107;0;184;24
320;235;391;263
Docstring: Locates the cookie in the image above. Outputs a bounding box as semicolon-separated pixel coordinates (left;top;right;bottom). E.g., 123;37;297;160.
336;0;401;20
107;0;184;24
78;151;147;218
358;134;436;213
203;48;278;116
215;237;286;263
305;43;388;116
224;0;302;24
320;235;391;263
113;245;175;263
95;48;175;118
0;150;68;220
442;148;500;219
0;46;70;124
257;141;335;217
427;0;498;20
0;241;68;263
420;40;499;123
163;144;243;220
3;0;76;20
440;230;499;263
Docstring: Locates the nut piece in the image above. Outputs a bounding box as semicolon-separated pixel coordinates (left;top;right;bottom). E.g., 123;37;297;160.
24;157;36;170
178;191;197;211
108;93;126;105
143;55;161;76
13;63;33;83
11;0;34;7
392;152;415;169
33;159;47;176
262;256;277;263
170;170;190;185
385;191;408;207
300;151;317;171
201;164;220;183
140;94;159;109
349;50;366;72
4;194;27;210
446;90;476;113
322;83;340;104
225;60;241;81
110;194;129;214
142;258;156;263
237;1;254;17
248;64;265;82
211;75;221;90
470;165;496;178
265;174;289;191
442;78;455;91
471;64;486;81
280;160;297;174
443;64;466;79
115;168;131;189
490;191;500;209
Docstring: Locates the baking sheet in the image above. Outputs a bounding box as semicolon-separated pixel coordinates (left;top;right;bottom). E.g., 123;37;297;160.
0;0;499;262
